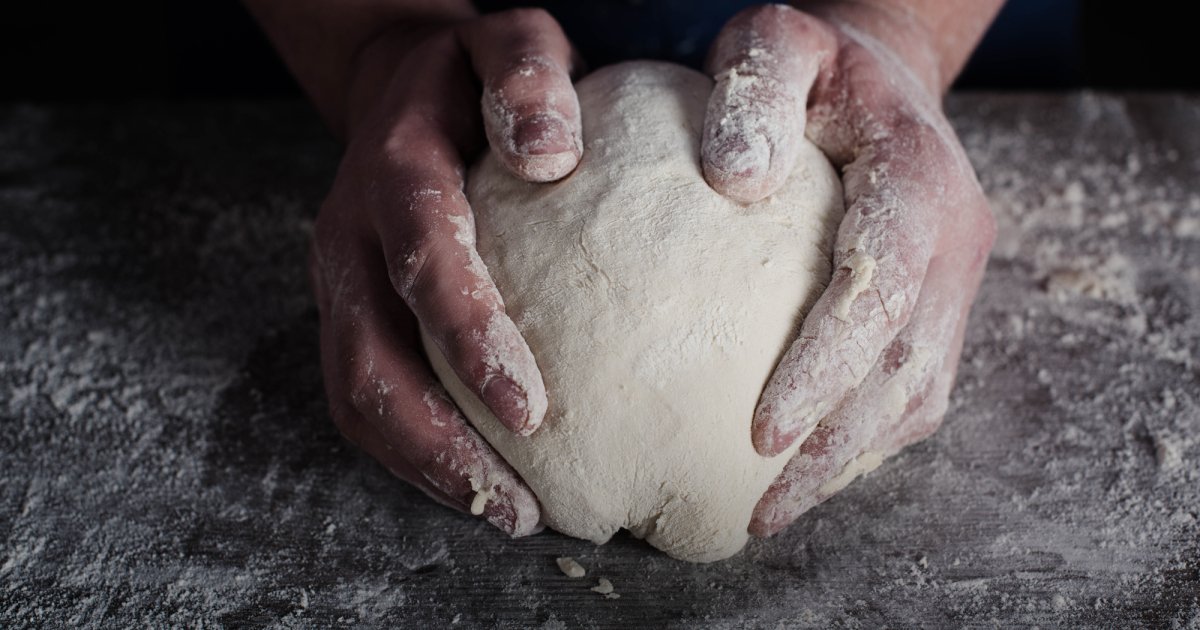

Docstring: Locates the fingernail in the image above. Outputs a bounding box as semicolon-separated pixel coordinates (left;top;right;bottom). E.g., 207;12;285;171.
481;375;533;434
753;400;788;457
512;115;575;156
749;505;783;538
482;497;518;535
482;485;541;537
761;425;794;458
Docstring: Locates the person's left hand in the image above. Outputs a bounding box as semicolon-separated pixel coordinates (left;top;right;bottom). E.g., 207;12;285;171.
699;5;996;536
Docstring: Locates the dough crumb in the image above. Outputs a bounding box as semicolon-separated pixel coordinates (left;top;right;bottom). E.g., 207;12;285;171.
469;477;495;516
555;556;586;578
591;578;620;599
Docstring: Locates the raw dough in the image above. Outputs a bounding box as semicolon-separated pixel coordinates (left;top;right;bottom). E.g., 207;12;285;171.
424;61;844;562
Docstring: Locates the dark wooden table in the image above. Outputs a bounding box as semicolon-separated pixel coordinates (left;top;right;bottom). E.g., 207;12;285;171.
1;95;1197;628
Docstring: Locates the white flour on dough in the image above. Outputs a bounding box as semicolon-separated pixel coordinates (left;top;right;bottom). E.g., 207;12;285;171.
424;61;844;562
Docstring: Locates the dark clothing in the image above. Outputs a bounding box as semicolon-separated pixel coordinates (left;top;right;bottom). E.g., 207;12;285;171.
475;0;1084;89
475;0;763;69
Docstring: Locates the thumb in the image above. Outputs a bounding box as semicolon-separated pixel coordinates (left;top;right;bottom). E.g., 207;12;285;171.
702;5;835;203
459;8;583;183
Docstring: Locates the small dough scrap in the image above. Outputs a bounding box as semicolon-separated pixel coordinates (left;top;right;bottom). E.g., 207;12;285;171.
424;61;845;562
555;557;587;578
468;477;495;516
591;578;619;599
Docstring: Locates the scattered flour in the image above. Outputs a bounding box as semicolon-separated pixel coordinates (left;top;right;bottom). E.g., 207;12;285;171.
0;91;1196;628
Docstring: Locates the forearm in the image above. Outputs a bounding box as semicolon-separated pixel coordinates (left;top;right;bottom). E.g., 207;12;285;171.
242;0;476;135
796;0;1004;93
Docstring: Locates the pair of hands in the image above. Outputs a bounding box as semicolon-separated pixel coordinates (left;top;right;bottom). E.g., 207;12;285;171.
311;4;995;538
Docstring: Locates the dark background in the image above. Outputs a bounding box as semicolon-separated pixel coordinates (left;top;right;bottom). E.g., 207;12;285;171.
0;1;1193;100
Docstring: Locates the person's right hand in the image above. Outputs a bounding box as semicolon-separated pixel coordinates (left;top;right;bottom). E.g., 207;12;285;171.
309;9;583;537
697;4;996;536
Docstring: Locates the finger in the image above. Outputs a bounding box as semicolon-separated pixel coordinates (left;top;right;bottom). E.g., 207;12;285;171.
752;91;986;456
750;235;990;537
342;400;542;537
329;398;468;513
318;268;472;513
366;123;547;436
323;243;542;537
344;35;548;435
749;329;920;537
873;230;991;451
702;5;836;203
458;8;582;183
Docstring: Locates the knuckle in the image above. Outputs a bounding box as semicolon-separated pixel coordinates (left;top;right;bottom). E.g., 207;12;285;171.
396;180;463;219
378;139;446;186
868;253;923;307
712;8;760;63
390;232;442;302
443;325;486;370
382;186;470;302
409;446;450;481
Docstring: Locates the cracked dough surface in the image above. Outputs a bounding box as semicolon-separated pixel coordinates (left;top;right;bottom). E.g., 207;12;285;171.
424;61;844;562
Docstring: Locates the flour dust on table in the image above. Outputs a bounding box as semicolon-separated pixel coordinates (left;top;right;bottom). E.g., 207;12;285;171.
424;61;845;562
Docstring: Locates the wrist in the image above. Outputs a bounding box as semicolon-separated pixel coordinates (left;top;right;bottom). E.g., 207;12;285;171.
339;20;456;139
795;0;945;96
245;0;477;139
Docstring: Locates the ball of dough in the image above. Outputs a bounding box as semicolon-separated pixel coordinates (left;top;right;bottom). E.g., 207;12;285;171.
424;61;844;562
